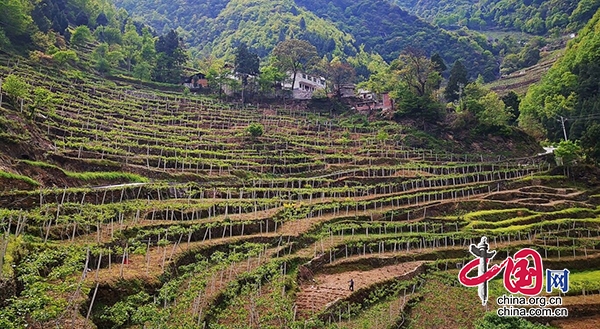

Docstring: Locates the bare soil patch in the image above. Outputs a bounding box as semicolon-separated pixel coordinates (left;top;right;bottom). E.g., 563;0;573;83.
295;261;423;319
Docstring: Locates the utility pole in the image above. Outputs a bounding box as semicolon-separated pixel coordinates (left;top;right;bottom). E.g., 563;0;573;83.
558;116;568;141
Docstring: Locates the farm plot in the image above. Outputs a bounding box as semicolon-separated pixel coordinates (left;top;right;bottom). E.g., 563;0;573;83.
0;54;599;329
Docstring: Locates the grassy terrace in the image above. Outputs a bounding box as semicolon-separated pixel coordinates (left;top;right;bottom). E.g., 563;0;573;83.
1;52;599;329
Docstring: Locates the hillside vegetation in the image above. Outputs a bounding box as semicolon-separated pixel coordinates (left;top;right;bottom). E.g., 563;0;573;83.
113;0;499;79
1;2;600;329
519;8;600;148
393;0;600;34
2;48;600;329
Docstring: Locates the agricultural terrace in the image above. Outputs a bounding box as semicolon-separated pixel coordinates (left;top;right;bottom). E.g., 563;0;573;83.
1;52;599;329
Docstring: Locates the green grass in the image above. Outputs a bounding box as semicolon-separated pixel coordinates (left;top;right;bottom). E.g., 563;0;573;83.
19;160;60;169
1;235;27;279
20;160;149;183
406;272;487;329
463;208;535;222
0;170;40;186
489;269;600;297
566;270;600;295
482;217;600;234
64;171;149;182
468;208;597;230
516;175;568;182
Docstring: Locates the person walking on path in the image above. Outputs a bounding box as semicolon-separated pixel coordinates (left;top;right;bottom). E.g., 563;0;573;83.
349;278;354;291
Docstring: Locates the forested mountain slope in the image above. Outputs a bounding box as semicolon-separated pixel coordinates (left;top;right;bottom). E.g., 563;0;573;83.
113;0;356;58
113;0;499;79
294;0;497;80
392;0;600;34
519;8;600;150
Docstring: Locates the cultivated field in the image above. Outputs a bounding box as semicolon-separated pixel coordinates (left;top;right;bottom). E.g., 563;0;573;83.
1;53;599;329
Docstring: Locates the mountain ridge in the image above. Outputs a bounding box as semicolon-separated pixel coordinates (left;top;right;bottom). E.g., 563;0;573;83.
392;0;600;34
113;0;500;79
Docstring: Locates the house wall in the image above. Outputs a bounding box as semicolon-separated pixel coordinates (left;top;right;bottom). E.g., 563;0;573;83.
183;79;208;89
282;72;326;99
382;93;392;109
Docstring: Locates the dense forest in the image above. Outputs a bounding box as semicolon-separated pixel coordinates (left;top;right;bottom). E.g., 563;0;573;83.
112;0;500;80
519;8;600;162
113;0;356;59
0;0;190;84
393;0;600;35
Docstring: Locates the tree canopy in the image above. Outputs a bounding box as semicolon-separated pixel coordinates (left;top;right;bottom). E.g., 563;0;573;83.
445;60;469;103
272;39;319;91
153;29;188;83
519;8;600;143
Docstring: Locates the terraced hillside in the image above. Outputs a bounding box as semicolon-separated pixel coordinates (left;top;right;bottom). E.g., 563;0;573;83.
1;53;600;329
487;49;563;96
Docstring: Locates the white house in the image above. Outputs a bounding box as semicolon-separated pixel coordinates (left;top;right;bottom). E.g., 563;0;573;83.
282;72;326;99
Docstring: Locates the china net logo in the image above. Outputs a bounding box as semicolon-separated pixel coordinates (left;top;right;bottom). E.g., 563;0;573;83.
458;237;569;317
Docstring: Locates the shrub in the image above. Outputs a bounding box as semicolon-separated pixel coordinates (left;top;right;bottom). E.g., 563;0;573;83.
2;75;29;107
246;123;264;137
71;26;93;46
52;50;79;65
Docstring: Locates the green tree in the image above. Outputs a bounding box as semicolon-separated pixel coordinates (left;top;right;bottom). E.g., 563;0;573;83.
246;123;264;137
501;91;520;125
322;59;356;100
462;82;512;127
445;60;468;102
133;61;153;83
96;12;108;26
202;57;233;98
501;53;521;75
235;43;259;77
1;74;28;108
394;88;443;124
358;59;394;97
52;50;79;66
0;0;33;45
153;29;188;83
580;124;600;164
519;46;541;67
555;140;582;167
476;92;511;127
30;87;56;119
122;22;143;72
348;45;388;82
0;28;10;49
258;64;286;96
95;26;122;44
91;43;123;74
376;129;389;144
518;10;600;142
234;43;260;103
137;27;156;65
272;39;318;92
71;25;93;47
430;53;447;74
391;48;441;97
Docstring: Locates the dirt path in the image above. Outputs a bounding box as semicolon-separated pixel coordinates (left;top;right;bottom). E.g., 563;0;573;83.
295;261;423;319
550;295;600;329
552;315;600;329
